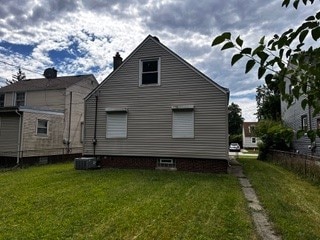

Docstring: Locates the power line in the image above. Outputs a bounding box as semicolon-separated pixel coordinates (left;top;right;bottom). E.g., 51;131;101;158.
0;60;44;76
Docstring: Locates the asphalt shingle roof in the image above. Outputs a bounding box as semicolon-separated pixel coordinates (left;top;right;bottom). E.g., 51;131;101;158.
0;75;95;93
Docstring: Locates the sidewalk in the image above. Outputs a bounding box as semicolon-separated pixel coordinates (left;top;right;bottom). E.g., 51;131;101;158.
229;158;281;240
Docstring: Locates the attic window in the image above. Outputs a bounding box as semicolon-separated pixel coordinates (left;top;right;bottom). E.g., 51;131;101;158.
139;58;161;86
16;92;25;107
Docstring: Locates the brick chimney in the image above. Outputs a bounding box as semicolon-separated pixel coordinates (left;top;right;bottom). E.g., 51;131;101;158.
113;52;123;70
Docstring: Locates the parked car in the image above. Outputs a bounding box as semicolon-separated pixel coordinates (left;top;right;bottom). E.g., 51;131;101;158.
229;143;241;152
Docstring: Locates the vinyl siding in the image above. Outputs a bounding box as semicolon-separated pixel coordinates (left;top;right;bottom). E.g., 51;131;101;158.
65;76;98;149
21;111;65;157
281;79;320;155
84;37;228;159
4;92;14;106
25;89;66;110
0;113;19;156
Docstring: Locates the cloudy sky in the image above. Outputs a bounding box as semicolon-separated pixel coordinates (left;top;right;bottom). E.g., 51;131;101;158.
0;0;318;121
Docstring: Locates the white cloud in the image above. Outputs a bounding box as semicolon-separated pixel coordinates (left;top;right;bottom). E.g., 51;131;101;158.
0;0;318;120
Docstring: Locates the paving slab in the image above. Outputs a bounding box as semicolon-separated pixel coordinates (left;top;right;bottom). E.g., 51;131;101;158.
229;162;281;240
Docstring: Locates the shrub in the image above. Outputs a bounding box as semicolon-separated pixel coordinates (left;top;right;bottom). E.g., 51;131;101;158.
255;120;294;160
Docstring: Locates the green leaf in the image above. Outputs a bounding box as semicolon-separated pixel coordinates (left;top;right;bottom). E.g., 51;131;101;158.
258;67;266;79
259;36;265;45
236;36;243;47
316;11;320;20
301;98;308;110
282;0;290;7
221;42;234;50
292;86;300;98
222;32;231;40
307;130;316;142
241;48;252;55
311;27;320;41
257;51;269;65
212;32;231;46
293;0;299;9
212;35;226;46
299;29;309;43
245;59;255;73
305;15;315;21
231;54;243;66
252;45;265;56
265;74;273;84
296;129;306;139
286;49;292;58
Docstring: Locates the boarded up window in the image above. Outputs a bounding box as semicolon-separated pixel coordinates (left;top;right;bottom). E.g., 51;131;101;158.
172;109;194;138
106;112;127;138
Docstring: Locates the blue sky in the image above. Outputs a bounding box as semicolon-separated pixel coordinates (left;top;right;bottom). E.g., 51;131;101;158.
0;0;318;121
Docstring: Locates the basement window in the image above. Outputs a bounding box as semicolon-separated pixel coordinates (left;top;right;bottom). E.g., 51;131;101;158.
156;159;176;170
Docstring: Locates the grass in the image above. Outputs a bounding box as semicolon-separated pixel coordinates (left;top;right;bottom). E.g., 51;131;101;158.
239;157;320;240
0;163;257;239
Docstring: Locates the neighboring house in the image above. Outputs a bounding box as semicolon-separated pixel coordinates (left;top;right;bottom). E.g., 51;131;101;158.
242;122;259;149
0;70;98;166
281;81;320;156
83;35;230;173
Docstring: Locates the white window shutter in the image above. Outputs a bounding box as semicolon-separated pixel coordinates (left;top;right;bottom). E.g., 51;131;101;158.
172;110;194;138
106;112;127;138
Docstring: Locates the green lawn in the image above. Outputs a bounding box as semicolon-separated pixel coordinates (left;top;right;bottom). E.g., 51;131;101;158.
239;157;320;240
0;163;257;239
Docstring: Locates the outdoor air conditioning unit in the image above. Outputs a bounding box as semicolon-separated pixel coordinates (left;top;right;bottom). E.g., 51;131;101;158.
74;157;98;170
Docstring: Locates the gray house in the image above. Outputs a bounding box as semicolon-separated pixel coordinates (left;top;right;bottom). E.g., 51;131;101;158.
83;35;229;172
281;83;320;156
0;71;98;166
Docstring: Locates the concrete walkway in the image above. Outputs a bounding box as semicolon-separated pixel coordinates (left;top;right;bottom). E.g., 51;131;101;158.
229;158;281;240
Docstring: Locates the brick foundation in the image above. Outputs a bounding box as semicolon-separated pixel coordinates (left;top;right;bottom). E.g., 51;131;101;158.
98;155;228;173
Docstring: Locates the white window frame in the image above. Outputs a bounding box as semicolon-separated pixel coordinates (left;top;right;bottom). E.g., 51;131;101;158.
15;92;26;107
139;58;161;86
301;115;308;131
106;109;128;139
251;137;256;144
37;119;48;136
172;106;194;138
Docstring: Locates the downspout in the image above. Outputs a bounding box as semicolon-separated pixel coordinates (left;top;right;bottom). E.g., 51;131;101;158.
308;105;316;155
93;94;98;156
67;92;72;153
15;110;22;166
